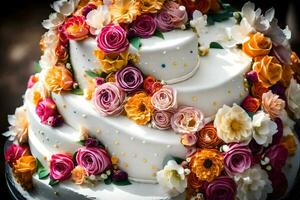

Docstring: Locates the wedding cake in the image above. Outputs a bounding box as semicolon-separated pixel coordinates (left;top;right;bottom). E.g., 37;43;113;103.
4;0;300;199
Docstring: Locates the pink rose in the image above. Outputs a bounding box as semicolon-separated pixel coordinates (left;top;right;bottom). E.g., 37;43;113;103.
151;110;174;130
181;133;198;146
151;86;177;111
223;143;253;176
63;16;89;41
204;176;237;200
93;83;125;116
5;144;29;167
263;144;288;172
76;147;112;175
97;24;129;54
50;153;74;181
171;106;205;134
36;98;58;125
129;15;157;38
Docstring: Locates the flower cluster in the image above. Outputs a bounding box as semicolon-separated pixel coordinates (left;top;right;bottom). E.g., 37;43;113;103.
36;98;63;127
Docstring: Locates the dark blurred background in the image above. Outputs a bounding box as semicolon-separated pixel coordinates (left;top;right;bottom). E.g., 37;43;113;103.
0;0;299;199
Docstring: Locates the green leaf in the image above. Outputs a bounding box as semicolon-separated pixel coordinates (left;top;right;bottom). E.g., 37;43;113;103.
209;42;224;49
154;30;165;40
112;179;131;186
36;159;49;179
71;88;83;95
104;176;112;185
162;155;184;167
33;61;42;73
85;70;101;78
49;179;59;186
129;37;142;50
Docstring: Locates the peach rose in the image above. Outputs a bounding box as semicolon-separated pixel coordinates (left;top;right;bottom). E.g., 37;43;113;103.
44;64;74;94
242;33;272;58
94;50;129;73
262;91;285;119
71;166;87;185
253;56;283;88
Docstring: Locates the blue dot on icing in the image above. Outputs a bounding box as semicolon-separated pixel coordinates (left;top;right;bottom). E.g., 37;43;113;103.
161;64;166;68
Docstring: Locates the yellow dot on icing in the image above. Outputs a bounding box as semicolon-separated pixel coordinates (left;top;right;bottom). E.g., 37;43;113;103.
121;152;126;156
227;90;231;94
172;61;177;66
124;162;129;168
240;93;244;98
184;63;188;68
152;173;157;177
114;140;120;145
143;158;148;163
63;104;67;108
212;101;219;107
192;96;198;102
96;129;101;134
151;165;158;171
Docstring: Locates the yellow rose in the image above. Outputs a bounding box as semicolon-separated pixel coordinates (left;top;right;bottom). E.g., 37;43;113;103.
94;50;129;73
110;0;141;24
44;64;74;94
242;32;272;58
71;166;87;185
13;155;36;190
253;56;283;88
125;92;154;125
140;0;165;14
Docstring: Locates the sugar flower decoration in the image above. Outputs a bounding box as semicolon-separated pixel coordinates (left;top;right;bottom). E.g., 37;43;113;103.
242;32;272;58
42;13;65;30
94;50;129;73
151;110;173;130
4;106;29;144
204;176;237;200
263;144;288;172
86;5;111;35
5;144;29;167
140;0;165;14
214;104;253;143
129;15;157;38
51;0;80;16
196;122;222;149
63;15;90;41
261;91;285;119
50;153;75;181
151;86;177;111
234;165;273;200
286;78;300;119
36;98;63;127
190;10;207;38
115;65;144;92
252;111;277;147
71;166;87;185
156;160;187;197
110;0;141;24
39;29;59;69
171;106;205;134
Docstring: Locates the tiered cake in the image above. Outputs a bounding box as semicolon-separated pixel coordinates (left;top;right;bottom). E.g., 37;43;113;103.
4;0;300;200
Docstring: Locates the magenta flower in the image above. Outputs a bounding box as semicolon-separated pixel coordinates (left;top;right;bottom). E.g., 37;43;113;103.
36;98;57;125
223;143;253;176
129;15;157;38
50;153;74;181
246;70;258;84
112;169;128;182
263;144;288;172
93;82;125;116
151;110;174;130
204;176;237;200
115;65;144;92
97;24;129;54
76;147;112;175
5;144;29;167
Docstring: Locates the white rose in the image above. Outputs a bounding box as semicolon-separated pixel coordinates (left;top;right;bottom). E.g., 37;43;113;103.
86;5;111;35
286;78;300;119
42;13;65;30
51;0;79;16
214;104;253;143
156;160;187;197
252;111;277;147
234;165;273;200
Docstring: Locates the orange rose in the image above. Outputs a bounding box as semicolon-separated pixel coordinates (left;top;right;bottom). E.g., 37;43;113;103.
280;64;294;87
44;64;74;94
290;51;300;81
251;82;269;99
281;135;297;156
125;92;154;125
242;33;272;58
241;95;261;113
94;50;129;73
55;44;69;63
71;166;87;185
253;56;283;88
197;122;222;149
188;172;204;190
189;149;224;182
13;155;37;190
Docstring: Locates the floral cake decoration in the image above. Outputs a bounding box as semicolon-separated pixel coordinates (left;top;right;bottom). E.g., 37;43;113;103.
3;0;300;200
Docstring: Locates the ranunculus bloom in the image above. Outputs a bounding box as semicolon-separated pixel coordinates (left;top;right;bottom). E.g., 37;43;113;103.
94;50;129;73
268;170;288;199
140;0;165;13
196;122;222;149
234;165;273;200
189;149;224;182
204;176;237;200
125;92;154;125
181;133;197;146
155;1;188;32
286;78;300;119
93;82;125;116
50;153;74;181
214;104;253;143
27;74;39;89
253;55;283;88
187;172;203;190
152;110;173;130
251;82;269;99
151;86;177;111
171;106;205;135
71;166;87;185
241;95;261;113
242;32;272;58
281;134;297;156
44;64;74;94
76;147;112;176
290;51;300;81
97;24;129;54
63;15;89;40
180;0;211;16
13;155;37;190
129;15;157;38
109;0;141;24
223;143;253;176
262;91;285;119
5;144;29;167
263;144;288;172
115;65;144;92
143;75;163;96
36;98;58;125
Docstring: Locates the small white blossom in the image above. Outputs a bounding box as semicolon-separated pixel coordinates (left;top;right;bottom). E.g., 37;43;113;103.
51;0;80;16
42;13;65;30
86;5;111;35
